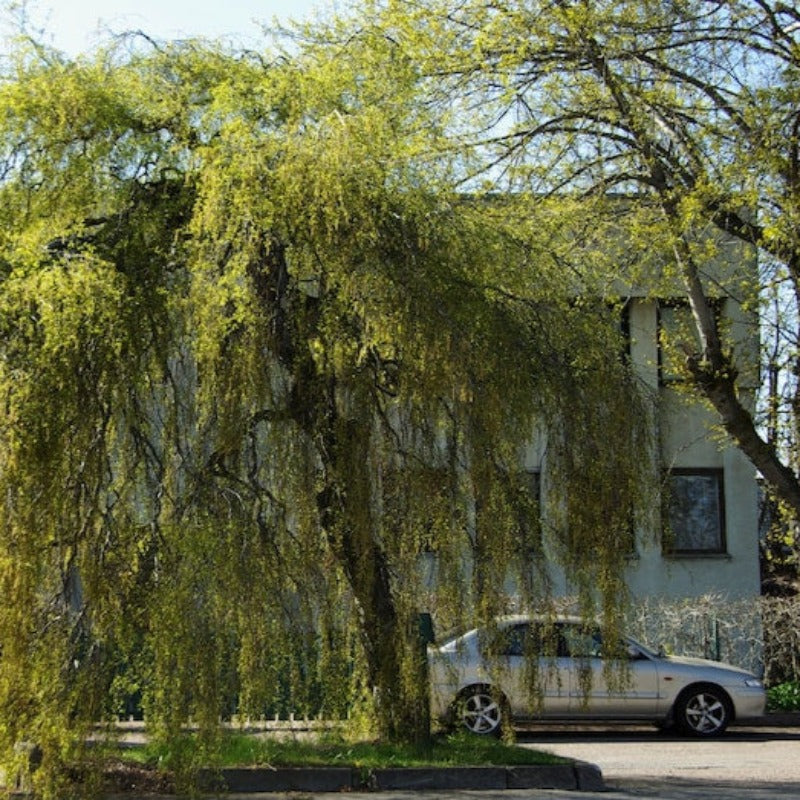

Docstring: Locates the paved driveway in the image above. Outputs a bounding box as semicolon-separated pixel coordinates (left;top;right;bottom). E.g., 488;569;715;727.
517;720;800;799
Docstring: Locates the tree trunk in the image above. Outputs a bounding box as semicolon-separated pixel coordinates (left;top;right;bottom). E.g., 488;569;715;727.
316;415;431;744
673;236;800;517
253;239;430;742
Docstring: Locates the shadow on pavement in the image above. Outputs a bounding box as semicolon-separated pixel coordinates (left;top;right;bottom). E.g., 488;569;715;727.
609;777;800;800
515;723;800;744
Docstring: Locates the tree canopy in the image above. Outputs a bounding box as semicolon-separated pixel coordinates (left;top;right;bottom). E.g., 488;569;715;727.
1;13;650;795
358;0;799;577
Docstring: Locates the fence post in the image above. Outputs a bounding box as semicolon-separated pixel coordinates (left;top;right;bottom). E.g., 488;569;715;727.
711;618;720;662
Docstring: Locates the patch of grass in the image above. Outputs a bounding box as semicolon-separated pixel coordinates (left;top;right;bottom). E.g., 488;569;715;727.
124;730;565;771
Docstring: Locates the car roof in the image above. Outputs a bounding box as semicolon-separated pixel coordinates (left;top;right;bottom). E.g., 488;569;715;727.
494;614;587;626
434;614;594;646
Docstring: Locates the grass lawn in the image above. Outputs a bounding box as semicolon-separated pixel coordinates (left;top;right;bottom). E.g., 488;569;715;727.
91;729;569;794
117;729;566;770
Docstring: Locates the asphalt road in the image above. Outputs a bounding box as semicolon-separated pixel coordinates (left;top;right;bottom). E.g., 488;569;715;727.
515;720;800;799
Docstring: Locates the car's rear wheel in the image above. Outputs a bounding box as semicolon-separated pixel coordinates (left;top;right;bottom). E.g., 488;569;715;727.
456;686;507;736
675;684;731;737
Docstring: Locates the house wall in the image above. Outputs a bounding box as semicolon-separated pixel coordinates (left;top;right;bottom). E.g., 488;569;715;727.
548;296;762;603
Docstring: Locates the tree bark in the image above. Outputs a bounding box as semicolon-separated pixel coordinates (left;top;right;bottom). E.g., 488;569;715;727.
252;238;430;743
315;414;430;744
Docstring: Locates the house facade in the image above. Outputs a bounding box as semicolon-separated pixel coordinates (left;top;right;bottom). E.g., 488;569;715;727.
529;245;762;606
622;296;760;601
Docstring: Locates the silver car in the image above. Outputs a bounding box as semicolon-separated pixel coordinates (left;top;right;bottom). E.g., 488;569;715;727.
429;615;766;737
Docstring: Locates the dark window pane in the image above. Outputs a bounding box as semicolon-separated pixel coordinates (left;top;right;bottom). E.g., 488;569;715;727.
519;470;542;556
658;299;724;384
665;470;725;553
503;624;530;657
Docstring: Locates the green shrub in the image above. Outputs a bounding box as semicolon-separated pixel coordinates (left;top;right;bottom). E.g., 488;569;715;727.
767;682;800;712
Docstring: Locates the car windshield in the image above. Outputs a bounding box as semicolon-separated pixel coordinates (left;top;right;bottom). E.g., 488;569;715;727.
625;635;660;659
435;624;478;649
435;618;661;660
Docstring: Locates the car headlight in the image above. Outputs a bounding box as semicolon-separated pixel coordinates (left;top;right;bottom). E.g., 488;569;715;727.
744;678;763;688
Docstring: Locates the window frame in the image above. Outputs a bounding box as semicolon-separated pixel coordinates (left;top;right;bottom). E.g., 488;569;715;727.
657;298;725;385
663;468;727;556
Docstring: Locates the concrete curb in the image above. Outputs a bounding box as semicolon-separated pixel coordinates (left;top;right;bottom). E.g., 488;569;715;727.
751;711;800;727
198;766;356;793
197;761;605;793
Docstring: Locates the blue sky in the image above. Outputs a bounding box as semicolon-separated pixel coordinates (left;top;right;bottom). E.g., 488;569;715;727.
5;0;336;55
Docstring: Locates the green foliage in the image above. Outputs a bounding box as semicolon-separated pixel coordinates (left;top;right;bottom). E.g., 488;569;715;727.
0;16;651;796
372;0;800;546
767;682;800;713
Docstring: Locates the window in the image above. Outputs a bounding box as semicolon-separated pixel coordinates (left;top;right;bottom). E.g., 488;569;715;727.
658;299;724;384
618;298;632;362
561;624;603;659
517;470;542;557
501;623;565;658
664;469;726;554
503;623;532;657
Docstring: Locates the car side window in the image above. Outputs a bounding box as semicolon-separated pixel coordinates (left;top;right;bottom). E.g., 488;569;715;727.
561;625;603;659
503;624;530;657
503;623;566;658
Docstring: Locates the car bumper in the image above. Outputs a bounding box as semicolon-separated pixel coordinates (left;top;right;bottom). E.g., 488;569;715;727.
430;683;454;722
732;687;767;721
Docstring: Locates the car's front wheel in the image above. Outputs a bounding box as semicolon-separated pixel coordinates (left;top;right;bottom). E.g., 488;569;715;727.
456;686;507;736
675;684;731;737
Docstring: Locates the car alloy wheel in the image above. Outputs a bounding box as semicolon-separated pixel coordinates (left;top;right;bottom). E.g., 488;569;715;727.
677;685;731;736
458;687;505;736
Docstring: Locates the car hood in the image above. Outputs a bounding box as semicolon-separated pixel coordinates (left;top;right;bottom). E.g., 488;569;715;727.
663;654;757;678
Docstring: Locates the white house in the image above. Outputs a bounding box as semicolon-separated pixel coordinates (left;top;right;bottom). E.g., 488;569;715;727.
529;234;762;608
623;296;759;601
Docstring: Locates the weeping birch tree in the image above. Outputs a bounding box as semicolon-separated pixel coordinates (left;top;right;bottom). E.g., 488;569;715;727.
0;22;649;793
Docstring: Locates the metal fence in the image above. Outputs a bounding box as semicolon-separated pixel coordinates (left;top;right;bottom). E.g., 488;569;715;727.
621;593;800;685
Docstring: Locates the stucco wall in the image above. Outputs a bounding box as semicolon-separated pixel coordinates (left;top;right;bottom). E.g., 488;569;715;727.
548;297;761;602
